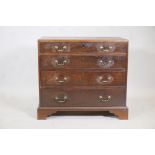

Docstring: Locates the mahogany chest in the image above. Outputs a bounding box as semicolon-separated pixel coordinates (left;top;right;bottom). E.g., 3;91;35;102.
37;37;128;120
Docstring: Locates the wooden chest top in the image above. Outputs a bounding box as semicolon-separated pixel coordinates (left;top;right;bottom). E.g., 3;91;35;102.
38;37;128;42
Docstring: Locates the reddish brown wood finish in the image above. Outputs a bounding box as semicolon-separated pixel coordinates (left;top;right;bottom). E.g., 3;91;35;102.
37;37;128;120
40;87;126;107
37;107;128;120
39;42;128;54
40;70;126;86
40;55;127;70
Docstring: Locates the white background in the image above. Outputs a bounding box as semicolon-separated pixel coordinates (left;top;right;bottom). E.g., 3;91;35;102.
0;26;155;128
0;0;155;155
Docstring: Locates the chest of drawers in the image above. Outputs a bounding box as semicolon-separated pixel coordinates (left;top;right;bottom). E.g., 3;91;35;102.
37;37;128;120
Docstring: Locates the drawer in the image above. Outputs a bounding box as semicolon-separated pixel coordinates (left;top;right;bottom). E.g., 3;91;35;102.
40;71;126;86
39;42;128;54
40;87;126;107
40;55;127;70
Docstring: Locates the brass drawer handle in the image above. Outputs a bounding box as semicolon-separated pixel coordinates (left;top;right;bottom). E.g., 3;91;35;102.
96;74;113;85
55;76;68;84
55;94;68;103
54;45;67;52
51;57;70;67
55;59;68;66
99;95;111;103
97;57;114;68
99;45;113;52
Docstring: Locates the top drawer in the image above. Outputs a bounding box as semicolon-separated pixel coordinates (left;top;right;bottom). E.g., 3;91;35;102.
39;42;128;54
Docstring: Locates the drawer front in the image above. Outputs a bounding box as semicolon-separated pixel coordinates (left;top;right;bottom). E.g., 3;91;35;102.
40;87;126;107
40;55;127;70
40;71;126;86
39;42;128;54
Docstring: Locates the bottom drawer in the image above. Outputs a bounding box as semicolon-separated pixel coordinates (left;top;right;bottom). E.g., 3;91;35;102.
40;87;126;107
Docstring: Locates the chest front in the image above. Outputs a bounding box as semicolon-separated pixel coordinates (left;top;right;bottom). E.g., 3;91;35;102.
37;37;128;120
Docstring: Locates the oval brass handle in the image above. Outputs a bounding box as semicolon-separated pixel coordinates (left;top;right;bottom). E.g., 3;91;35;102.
97;57;114;68
96;74;113;85
99;95;111;103
54;45;67;52
55;94;68;103
99;46;113;52
54;59;69;66
55;76;68;84
51;57;70;67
